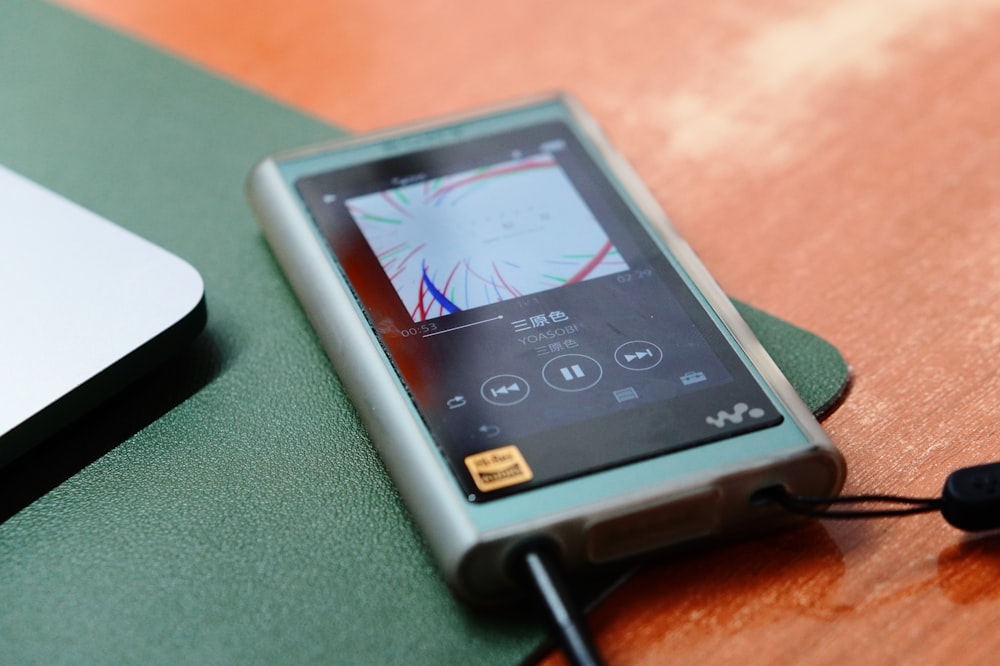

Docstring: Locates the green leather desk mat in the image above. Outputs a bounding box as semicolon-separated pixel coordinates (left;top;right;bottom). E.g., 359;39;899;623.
0;3;849;664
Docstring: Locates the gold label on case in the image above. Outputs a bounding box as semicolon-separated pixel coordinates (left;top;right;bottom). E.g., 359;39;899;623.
464;445;533;492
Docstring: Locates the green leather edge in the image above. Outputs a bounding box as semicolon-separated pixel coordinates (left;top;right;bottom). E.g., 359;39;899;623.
733;301;850;419
0;3;849;665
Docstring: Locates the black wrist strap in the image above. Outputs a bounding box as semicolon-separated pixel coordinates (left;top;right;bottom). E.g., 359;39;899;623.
755;461;1000;532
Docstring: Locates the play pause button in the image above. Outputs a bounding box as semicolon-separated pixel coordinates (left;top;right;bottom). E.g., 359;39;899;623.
542;354;603;392
614;341;663;371
559;364;585;381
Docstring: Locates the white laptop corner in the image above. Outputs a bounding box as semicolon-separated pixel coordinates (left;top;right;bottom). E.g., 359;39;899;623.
0;165;206;467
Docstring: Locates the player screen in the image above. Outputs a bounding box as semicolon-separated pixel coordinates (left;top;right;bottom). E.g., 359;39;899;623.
343;152;627;323
294;121;782;501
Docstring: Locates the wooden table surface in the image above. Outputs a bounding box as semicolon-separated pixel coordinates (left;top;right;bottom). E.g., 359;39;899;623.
55;1;1000;663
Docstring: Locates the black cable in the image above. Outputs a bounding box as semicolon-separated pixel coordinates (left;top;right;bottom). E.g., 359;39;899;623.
517;545;605;666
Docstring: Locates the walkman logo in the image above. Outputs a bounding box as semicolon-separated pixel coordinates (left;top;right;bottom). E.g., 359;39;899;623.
706;403;766;428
